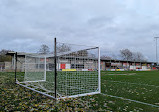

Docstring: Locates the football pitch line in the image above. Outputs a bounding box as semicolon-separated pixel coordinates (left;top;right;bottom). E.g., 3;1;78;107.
104;80;159;88
101;93;159;108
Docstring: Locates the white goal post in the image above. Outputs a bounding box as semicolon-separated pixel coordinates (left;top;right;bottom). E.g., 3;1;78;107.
15;38;101;99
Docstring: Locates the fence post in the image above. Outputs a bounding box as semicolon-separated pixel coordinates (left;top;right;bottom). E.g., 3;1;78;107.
15;52;17;84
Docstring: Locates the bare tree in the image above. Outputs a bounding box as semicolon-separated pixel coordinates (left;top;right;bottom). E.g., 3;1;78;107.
57;43;71;53
0;49;12;62
132;52;147;62
0;49;12;55
120;49;133;61
120;49;147;62
38;44;50;54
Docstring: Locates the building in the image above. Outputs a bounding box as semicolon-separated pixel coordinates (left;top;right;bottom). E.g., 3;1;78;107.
5;52;157;72
100;58;157;71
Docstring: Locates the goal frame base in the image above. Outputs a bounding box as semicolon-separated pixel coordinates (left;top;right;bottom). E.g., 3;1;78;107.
16;81;100;100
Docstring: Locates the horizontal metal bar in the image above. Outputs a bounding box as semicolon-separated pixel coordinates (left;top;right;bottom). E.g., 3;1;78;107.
22;80;46;83
57;92;100;100
17;82;100;100
57;41;98;48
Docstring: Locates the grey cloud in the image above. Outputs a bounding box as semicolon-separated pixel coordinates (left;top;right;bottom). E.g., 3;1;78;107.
0;0;159;62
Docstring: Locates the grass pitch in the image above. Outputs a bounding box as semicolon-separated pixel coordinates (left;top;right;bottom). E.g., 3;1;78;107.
1;71;159;111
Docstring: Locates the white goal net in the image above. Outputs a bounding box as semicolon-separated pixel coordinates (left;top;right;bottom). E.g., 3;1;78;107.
16;39;101;99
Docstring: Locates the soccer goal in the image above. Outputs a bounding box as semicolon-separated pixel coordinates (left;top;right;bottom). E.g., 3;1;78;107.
15;38;101;99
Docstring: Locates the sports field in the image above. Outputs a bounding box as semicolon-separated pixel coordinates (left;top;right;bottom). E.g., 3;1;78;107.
1;71;159;111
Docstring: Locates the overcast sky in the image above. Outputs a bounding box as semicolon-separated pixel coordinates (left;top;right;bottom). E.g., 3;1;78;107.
0;0;159;61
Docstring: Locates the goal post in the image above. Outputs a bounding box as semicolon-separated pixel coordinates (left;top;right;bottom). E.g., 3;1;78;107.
15;38;101;99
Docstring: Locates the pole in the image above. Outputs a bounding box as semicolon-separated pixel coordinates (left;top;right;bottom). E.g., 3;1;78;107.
98;47;101;93
15;52;17;84
54;38;57;98
154;37;159;65
157;39;158;64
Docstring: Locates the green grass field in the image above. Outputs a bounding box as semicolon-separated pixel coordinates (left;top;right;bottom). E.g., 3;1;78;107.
1;71;159;111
